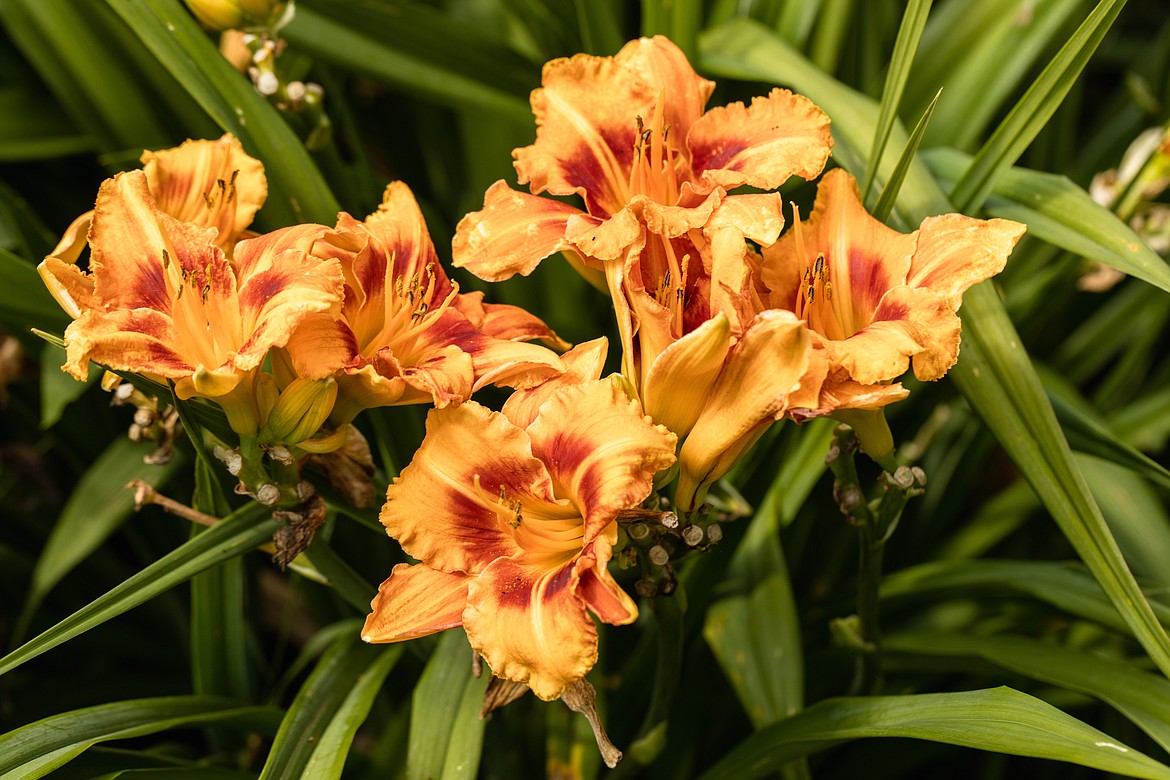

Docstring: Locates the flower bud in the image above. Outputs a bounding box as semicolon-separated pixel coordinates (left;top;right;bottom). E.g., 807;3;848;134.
185;0;288;31
259;377;337;445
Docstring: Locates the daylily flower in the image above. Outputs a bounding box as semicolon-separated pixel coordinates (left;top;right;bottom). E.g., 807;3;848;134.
40;134;267;319
283;182;567;423
51;169;343;436
449;36;833;510
361;378;677;702
759;168;1025;458
452;35;832;286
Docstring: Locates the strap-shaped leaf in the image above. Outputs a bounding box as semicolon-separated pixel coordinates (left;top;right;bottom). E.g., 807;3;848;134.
699;687;1170;780
22;438;182;631
887;632;1170;754
0;503;276;677
284;1;533;121
948;0;1127;213
0;696;281;779
882;559;1170;634
260;626;400;779
102;0;340;226
407;629;490;780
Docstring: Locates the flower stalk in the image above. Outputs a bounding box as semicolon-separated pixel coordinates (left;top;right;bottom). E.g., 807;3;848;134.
826;424;925;695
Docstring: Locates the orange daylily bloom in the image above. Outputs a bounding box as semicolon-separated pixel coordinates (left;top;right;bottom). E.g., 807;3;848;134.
40;134;267;320
283;182;568;423
54;169;343;433
362;378;677;701
452;35;832;282
759;168;1025;423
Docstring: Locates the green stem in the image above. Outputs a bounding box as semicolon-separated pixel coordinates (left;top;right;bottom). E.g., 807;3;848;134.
614;589;685;773
853;513;885;696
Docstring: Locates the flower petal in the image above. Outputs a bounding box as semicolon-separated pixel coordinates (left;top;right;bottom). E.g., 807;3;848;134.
39;211;96;319
820;285;956;385
233;225;345;373
361;563;469;643
526;380;676;543
63;308;190;381
642;313;730;437
907;213;1025;308
688;88;832;193
382;401;558;575
676;310;812;510
141;134;267;251
453;181;581;281
502;337;608;430
577;528;638;625
463;554;597;701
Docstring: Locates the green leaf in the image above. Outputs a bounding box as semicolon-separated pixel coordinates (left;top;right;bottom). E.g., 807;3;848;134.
948;0;1127;213
39;344;97;428
862;0;933;201
102;0;340;225
260;626;400;779
302;534;376;613
25;437;182;613
952;283;1170;678
284;1;533;122
301;642;402;780
1077;453;1170;587
0;696;281;779
699;687;1170;780
870;88;940;222
704;420;834;729
887;632;1170;755
0;247;71;336
906;0;1081;151
0;0;170;152
881;559;1170;636
926;147;1170;295
407;630;490;780
0;503;276;677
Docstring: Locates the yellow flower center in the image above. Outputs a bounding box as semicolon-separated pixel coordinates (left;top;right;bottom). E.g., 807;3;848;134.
483;477;583;567
790;205;849;341
364;259;457;362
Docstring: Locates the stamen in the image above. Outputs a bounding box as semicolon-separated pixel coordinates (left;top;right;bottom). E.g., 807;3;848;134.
161;248;170;269
227;169;239;202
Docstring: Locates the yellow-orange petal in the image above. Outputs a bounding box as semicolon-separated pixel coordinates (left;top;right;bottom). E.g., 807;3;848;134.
342;341;475;414
818;377;911;413
502;337;608;430
526;380;676;544
464;554;597;701
642;313;730;437
640;189;722;240
39;211;96;319
820;285;955;386
475;298;571;352
362;563;469;643
382;401;559;575
453;181;582;281
284;312;359;381
578;528;638;625
676;310;812;511
564;208;643;263
908;213;1025;308
141;134;267;251
688;88;832;193
232;226;346;372
63;308;190;381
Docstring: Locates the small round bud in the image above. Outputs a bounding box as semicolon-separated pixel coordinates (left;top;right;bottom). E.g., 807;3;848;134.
705;523;723;544
681;525;704;546
648;545;670;567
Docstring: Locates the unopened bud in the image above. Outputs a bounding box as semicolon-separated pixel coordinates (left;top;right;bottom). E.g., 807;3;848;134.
681;525;704;546
185;0;288;31
627;522;650;541
705;523;723;544
259;377;337;446
648;545;669;566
